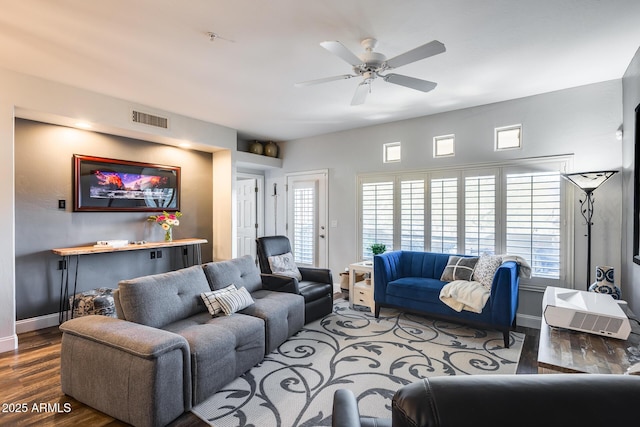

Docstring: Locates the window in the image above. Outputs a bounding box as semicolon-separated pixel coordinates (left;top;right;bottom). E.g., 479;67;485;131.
506;172;561;279
495;125;522;150
357;157;569;286
431;177;458;253
383;142;401;163
361;180;394;259
465;175;496;255
434;134;455;157
292;185;315;265
401;179;425;250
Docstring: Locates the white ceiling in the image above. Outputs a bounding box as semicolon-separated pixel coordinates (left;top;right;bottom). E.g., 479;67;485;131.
1;0;640;142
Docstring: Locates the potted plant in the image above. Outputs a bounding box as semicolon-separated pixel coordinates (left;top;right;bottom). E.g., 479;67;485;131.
369;243;386;256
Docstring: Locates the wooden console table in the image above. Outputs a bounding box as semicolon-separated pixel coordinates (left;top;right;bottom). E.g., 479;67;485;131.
53;238;208;324
537;306;640;374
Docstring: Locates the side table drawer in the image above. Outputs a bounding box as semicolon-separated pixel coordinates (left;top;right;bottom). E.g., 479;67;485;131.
354;285;374;311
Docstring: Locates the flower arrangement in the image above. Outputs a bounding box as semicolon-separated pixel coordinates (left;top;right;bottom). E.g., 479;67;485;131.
148;211;182;241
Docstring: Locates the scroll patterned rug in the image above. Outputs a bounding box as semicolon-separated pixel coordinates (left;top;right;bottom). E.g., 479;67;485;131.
192;300;524;427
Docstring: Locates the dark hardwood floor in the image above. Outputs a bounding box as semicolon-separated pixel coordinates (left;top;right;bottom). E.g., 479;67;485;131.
0;305;540;426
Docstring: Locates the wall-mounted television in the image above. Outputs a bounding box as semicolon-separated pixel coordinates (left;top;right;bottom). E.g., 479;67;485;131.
634;104;640;265
73;154;180;212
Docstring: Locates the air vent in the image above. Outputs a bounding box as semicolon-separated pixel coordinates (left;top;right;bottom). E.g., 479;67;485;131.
131;110;169;129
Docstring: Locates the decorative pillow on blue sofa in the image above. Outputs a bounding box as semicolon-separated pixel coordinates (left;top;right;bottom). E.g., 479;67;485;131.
440;256;479;281
473;254;503;288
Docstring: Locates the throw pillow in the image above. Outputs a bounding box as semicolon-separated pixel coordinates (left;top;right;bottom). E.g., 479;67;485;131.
440;256;479;282
201;284;237;316
217;287;255;315
473;254;503;288
267;252;303;281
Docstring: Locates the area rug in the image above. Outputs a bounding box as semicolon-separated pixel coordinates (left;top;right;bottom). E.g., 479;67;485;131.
192;300;524;427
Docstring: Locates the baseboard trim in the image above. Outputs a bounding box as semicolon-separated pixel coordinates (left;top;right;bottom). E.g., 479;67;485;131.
16;312;62;334
0;333;18;353
516;313;541;329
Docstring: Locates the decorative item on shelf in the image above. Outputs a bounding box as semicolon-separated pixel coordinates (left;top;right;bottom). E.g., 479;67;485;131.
589;265;621;300
369;243;387;256
249;140;264;155
147;210;182;242
264;140;278;158
94;240;129;248
562;170;618;289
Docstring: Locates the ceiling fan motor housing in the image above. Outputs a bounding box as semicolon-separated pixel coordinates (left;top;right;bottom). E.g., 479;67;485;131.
355;38;386;75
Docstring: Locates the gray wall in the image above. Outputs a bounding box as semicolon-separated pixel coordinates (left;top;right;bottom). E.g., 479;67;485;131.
15;119;213;320
622;46;640;316
266;80;623;324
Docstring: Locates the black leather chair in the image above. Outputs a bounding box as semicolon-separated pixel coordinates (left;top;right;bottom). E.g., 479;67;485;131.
332;374;640;427
256;235;333;323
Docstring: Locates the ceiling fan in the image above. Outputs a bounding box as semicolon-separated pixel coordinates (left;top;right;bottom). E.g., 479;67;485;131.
295;38;446;105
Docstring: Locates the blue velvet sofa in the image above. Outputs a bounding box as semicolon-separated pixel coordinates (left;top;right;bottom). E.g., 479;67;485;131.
373;251;519;347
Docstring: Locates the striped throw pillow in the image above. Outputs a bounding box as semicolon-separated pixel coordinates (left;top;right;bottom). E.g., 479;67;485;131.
217;287;255;316
201;284;237;316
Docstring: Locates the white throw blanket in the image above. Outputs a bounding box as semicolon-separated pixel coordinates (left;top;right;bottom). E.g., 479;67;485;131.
439;255;532;313
439;280;490;314
501;254;532;279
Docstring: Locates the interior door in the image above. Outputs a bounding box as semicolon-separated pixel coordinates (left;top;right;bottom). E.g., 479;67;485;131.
236;175;262;259
286;170;328;268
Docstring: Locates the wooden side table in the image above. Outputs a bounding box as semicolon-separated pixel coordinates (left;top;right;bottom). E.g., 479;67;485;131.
348;261;375;312
537;305;640;374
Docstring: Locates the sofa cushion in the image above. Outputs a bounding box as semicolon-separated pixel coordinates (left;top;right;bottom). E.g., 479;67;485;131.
203;255;263;293
267;252;303;280
440;256;479;281
217;287;255;315
387;277;446;303
397;251;452;279
117;265;210;329
473;254;503;288
241;289;305;354
163;312;265;404
201;284;237;316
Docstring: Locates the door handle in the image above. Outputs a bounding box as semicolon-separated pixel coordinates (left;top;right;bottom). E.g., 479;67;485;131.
319;234;325;239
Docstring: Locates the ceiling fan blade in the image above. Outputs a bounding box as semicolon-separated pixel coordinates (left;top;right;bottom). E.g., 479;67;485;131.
295;74;355;87
383;73;437;92
351;82;370;105
320;41;363;66
385;40;446;69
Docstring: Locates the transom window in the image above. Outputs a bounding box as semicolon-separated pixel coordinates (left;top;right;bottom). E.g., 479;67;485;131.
383;142;401;163
495;124;522;150
434;134;455;158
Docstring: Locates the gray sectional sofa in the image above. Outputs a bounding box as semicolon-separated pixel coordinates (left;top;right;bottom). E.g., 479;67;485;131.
59;255;307;427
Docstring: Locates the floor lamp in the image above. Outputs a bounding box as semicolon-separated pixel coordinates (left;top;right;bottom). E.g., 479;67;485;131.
562;170;618;289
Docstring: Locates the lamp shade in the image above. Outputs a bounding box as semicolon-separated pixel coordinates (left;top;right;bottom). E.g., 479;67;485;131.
562;170;618;193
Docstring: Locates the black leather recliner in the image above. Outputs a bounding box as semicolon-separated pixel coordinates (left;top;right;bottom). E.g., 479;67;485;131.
332;374;640;427
256;235;333;323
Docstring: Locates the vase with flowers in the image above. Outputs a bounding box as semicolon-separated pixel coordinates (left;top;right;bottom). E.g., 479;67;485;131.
148;211;182;242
